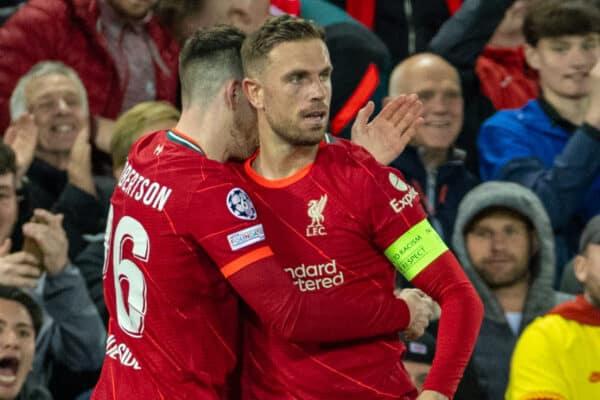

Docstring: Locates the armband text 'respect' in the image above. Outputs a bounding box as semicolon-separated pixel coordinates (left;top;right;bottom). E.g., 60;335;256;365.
384;219;448;280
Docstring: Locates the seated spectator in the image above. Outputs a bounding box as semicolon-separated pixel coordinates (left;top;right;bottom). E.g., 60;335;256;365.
0;285;52;400
478;0;600;271
388;53;479;242
0;142;105;399
5;62;116;258
76;100;180;325
0;0;179;151
506;215;600;400
452;181;571;400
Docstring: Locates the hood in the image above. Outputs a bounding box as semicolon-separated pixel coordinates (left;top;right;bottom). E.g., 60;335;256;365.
452;181;556;325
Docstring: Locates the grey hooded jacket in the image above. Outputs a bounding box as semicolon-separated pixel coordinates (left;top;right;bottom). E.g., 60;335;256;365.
451;182;570;400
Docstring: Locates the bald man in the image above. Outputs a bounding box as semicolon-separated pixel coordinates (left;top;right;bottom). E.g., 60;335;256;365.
388;53;479;242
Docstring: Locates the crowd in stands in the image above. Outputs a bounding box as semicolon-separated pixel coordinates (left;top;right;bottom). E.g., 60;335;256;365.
0;0;599;399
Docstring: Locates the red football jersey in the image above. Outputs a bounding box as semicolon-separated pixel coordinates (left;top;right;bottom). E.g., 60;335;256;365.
235;138;435;399
92;130;273;399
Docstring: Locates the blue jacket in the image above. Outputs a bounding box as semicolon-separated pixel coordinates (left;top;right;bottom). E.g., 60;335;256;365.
478;99;600;270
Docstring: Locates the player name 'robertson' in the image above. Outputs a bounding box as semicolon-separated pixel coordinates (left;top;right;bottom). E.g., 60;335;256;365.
117;161;173;211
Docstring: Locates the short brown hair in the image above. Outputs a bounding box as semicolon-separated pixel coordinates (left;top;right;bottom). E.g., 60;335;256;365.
523;0;600;46
241;15;324;77
110;101;180;169
179;25;246;107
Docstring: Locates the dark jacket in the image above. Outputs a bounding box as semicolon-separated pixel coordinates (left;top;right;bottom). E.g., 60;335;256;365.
16;158;114;258
15;381;53;400
391;146;479;243
452;182;571;400
0;0;179;132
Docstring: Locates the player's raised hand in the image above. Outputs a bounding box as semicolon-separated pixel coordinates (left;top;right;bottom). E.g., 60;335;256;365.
351;94;424;165
4;113;39;182
395;288;434;340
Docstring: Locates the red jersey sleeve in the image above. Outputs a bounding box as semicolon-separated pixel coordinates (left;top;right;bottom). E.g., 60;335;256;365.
187;177;412;342
351;145;484;398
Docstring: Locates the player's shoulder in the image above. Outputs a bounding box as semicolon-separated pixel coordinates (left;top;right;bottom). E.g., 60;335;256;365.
319;134;377;165
319;134;388;176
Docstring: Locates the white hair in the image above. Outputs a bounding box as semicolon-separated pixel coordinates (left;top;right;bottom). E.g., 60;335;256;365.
9;61;89;121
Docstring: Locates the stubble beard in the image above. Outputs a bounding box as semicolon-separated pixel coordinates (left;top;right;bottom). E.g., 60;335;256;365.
267;113;325;147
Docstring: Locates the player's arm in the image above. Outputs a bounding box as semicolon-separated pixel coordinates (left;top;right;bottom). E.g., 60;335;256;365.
221;245;413;342
407;242;483;399
359;149;483;399
194;184;413;343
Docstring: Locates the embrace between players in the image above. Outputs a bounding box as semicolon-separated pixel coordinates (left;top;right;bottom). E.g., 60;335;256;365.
92;16;483;400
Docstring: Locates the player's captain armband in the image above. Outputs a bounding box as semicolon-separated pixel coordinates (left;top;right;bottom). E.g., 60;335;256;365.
384;219;448;280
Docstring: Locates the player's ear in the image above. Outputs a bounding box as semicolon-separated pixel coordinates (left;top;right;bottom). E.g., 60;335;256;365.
225;80;241;110
242;77;263;110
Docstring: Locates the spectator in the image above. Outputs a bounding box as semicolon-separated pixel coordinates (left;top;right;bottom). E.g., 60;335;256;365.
0;0;179;147
76;100;180;325
0;285;52;400
477;0;600;272
506;215;600;400
388;53;479;242
430;0;527;176
6;62;116;258
0;142;105;399
452;181;572;400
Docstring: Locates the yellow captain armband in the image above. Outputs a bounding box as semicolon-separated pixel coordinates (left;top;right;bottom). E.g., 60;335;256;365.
384;219;448;281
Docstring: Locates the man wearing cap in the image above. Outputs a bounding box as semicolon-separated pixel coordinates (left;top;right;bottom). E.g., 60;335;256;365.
506;215;600;400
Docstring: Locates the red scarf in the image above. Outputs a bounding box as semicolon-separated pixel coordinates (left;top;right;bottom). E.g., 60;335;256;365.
549;295;600;326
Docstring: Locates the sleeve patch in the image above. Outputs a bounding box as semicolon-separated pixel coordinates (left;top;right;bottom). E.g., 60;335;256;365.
384;219;448;280
227;224;266;251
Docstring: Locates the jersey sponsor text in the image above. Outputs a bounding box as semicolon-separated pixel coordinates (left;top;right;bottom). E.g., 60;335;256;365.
284;259;344;291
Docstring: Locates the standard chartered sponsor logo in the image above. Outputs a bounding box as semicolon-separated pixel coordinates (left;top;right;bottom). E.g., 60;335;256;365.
284;259;344;292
